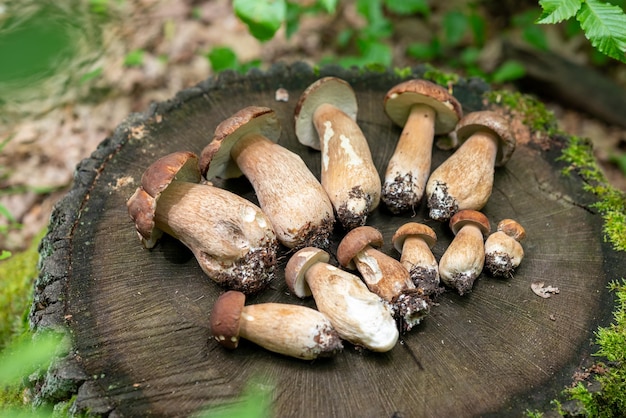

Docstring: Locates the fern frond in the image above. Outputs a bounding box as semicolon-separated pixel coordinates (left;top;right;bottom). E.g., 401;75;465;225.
577;0;626;63
537;0;583;23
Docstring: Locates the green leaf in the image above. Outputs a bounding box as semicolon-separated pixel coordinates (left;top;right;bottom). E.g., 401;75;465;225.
577;0;626;63
233;0;286;42
0;250;11;260
468;12;487;47
124;49;144;67
318;0;338;14
523;25;549;50
537;0;583;24
443;11;469;46
384;0;429;16
207;47;239;72
406;39;440;60
491;60;526;83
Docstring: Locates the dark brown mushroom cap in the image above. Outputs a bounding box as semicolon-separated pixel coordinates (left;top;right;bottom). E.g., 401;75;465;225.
294;76;358;151
210;290;246;350
200;106;282;179
336;225;384;269
284;247;330;298
454;110;516;166
384;79;463;135
126;151;200;248
449;209;491;237
392;222;437;253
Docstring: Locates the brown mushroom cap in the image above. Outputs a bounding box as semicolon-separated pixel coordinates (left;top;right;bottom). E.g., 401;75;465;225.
391;222;437;253
449;209;491;237
336;225;384;269
209;290;246;349
454;110;516;166
284;247;331;298
126;151;200;248
294;76;358;151
384;79;463;135
497;219;526;241
200;106;282;179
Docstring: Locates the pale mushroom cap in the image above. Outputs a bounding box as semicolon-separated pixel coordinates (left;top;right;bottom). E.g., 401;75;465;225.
497;218;526;241
449;209;491;237
200;106;282;179
126;151;200;247
210;290;246;350
392;222;437;253
294;76;358;150
284;247;331;298
336;225;384;269
454;110;516;166
384;79;463;134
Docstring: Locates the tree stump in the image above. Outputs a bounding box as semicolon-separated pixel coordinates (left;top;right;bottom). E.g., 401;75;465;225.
30;63;624;417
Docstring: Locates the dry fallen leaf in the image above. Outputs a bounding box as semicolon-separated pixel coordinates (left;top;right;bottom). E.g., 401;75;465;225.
531;281;560;298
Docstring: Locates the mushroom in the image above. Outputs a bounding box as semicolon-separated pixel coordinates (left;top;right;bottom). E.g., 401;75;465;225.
336;226;430;331
200;106;334;249
210;290;343;360
438;209;491;295
126;151;278;294
285;247;398;352
391;222;443;298
485;218;526;278
294;77;381;230
425;110;516;221
382;79;462;214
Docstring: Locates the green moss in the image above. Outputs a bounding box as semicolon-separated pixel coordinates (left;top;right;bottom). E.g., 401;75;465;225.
422;64;459;87
485;89;559;135
0;229;46;350
566;280;626;417
559;136;626;252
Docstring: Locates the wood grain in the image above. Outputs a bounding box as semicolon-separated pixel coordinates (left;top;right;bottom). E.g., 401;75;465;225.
30;63;621;417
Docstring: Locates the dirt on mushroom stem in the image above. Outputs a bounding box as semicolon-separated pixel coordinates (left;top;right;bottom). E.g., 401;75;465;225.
382;172;420;215
485;252;516;279
336;186;374;230
408;265;445;298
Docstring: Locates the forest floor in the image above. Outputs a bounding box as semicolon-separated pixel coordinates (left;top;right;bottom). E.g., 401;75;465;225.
1;0;625;254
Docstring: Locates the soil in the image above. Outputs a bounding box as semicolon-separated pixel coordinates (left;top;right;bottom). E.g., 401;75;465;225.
1;0;625;253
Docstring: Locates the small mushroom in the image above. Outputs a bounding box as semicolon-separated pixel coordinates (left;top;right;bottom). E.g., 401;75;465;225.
337;226;430;331
485;219;526;278
126;151;278;294
201;106;334;249
425;110;516;221
210;290;343;360
391;222;443;298
294;77;381;230
438;210;491;295
382;79;462;214
285;247;398;352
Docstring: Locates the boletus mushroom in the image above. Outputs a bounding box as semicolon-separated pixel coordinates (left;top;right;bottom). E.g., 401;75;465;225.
485;218;526;278
285;247;399;352
200;106;334;249
425;110;516;221
210;290;343;360
126;151;278;294
392;222;443;298
336;226;431;331
294;77;381;230
382;79;462;214
438;209;491;295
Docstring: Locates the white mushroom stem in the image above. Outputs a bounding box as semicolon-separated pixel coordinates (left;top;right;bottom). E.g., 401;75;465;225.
303;261;398;352
399;236;440;294
352;247;414;302
231;133;334;249
382;103;436;213
153;181;277;291
238;303;342;360
439;223;486;295
156;181;274;258
426;130;499;221
312;103;381;230
485;221;525;278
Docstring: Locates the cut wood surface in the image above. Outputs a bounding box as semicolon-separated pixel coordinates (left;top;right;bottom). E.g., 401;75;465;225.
30;63;623;417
